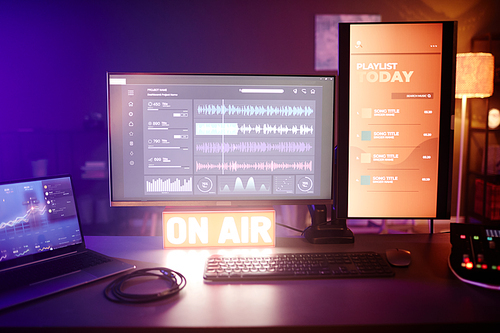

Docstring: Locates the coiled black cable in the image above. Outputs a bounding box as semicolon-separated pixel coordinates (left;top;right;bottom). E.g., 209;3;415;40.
104;267;186;303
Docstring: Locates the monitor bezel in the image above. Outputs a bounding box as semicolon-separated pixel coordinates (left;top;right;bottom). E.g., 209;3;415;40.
107;73;337;208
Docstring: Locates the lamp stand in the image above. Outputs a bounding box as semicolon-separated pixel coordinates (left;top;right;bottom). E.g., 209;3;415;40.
456;96;468;222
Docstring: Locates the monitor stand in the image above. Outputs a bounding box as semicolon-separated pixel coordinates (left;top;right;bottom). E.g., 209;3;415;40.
303;205;354;244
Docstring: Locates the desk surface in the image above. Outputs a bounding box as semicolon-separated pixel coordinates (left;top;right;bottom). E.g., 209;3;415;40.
1;233;499;332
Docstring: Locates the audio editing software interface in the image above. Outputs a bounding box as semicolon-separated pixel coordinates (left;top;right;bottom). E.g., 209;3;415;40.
108;74;334;202
0;177;82;262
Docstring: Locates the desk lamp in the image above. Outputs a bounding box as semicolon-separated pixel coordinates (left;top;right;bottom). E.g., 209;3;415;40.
455;52;494;222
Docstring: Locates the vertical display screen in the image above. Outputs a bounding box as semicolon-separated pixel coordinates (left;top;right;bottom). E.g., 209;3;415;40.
346;23;446;218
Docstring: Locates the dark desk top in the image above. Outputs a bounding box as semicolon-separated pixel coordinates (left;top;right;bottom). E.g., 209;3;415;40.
1;233;499;332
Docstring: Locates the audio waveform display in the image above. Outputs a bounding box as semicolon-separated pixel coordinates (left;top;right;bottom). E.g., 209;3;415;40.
239;124;314;135
146;177;193;193
196;161;313;172
0;205;47;230
196;141;313;154
195;123;314;136
219;177;270;193
197;104;314;117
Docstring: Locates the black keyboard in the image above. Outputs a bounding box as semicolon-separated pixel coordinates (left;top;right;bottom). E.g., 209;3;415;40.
0;250;112;292
203;251;394;281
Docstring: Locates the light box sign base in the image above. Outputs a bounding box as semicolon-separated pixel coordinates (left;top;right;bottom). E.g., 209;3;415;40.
162;208;276;248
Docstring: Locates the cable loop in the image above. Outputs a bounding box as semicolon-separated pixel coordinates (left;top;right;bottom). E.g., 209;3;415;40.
104;267;186;303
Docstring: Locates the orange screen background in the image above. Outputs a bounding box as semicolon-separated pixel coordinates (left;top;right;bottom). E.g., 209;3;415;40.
347;23;443;218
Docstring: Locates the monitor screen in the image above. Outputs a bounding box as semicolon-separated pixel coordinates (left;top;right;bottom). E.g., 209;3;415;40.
107;74;336;207
337;21;457;219
0;175;83;270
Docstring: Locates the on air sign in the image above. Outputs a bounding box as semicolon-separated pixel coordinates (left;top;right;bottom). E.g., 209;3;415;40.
162;209;275;248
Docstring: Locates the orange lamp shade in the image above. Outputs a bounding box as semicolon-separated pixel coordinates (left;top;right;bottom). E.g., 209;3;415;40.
456;53;494;99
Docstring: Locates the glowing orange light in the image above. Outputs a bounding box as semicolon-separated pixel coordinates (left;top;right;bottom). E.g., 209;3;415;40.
162;209;276;248
456;53;495;99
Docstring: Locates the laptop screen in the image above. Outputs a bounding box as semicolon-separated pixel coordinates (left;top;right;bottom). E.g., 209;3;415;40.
0;176;83;267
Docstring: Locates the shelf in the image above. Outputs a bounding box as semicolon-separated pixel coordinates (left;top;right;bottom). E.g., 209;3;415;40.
464;34;500;224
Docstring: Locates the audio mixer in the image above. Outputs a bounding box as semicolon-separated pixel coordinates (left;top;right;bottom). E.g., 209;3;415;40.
449;223;500;289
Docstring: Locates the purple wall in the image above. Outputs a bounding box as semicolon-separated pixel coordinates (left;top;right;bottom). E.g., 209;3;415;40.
1;0;498;234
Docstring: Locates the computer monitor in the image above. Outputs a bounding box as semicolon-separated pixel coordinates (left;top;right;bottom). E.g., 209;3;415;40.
107;73;336;209
336;21;457;219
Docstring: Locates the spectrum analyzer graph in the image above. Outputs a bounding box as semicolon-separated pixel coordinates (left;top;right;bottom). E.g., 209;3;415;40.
218;176;272;194
145;177;193;193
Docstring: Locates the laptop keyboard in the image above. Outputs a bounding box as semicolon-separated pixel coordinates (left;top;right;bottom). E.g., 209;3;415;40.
204;251;394;281
0;251;112;292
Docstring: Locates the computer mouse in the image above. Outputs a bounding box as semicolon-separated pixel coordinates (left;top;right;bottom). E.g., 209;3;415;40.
385;248;411;267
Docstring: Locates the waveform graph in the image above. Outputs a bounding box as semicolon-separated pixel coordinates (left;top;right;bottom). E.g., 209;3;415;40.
0;204;48;236
194;138;315;156
14;245;30;257
195;123;239;136
238;123;314;136
145;176;193;194
218;175;272;194
195;122;315;137
0;250;7;261
195;99;316;118
195;157;314;174
35;244;52;252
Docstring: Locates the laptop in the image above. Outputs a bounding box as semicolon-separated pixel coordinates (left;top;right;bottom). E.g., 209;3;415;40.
0;175;135;311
